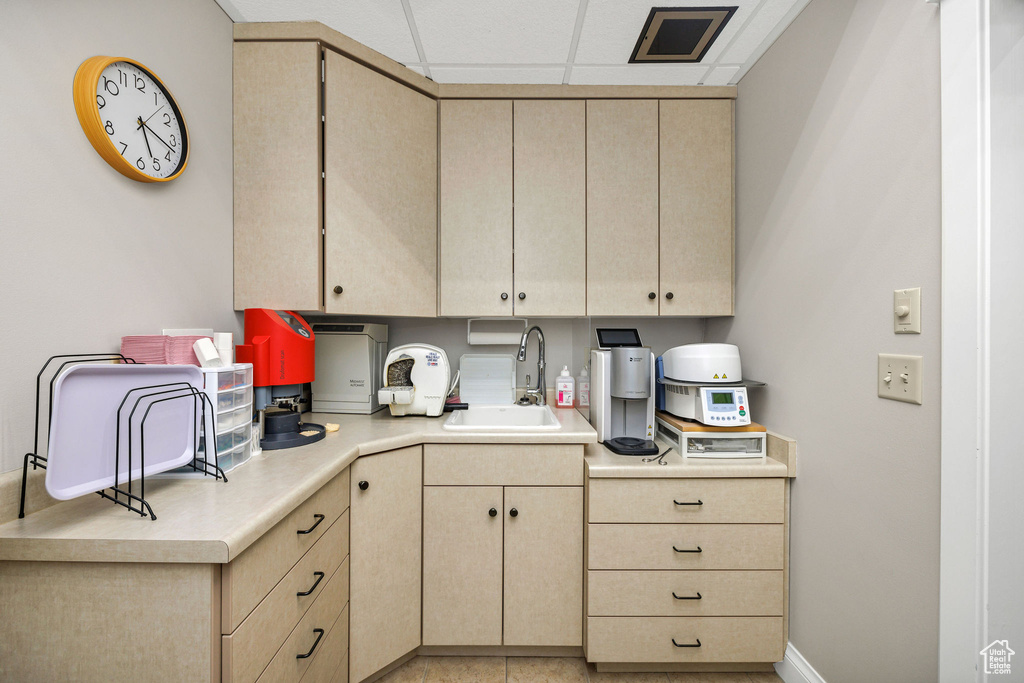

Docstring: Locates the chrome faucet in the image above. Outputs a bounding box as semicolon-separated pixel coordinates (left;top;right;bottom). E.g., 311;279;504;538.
517;326;546;405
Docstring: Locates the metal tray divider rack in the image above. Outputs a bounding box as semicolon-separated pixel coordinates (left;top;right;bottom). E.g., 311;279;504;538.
19;354;227;521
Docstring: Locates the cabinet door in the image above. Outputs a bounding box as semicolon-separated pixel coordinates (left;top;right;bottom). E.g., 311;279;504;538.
503;487;583;646
439;100;514;316
349;447;422;683
512;100;586;316
422;486;504;646
233;41;322;311
586;100;660;316
659;99;734;315
324;51;437;317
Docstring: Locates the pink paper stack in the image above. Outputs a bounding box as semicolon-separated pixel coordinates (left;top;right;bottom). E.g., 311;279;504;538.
120;335;212;366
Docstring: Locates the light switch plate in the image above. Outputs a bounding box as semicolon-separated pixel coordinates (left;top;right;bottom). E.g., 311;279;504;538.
878;353;923;404
894;287;921;334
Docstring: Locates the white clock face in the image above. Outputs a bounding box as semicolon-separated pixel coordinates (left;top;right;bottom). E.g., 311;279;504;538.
94;61;186;179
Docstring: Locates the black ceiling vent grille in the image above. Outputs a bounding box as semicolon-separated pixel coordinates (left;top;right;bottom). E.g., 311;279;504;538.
629;7;738;63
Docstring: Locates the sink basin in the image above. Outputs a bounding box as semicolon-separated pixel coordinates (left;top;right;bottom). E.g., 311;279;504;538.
443;404;561;431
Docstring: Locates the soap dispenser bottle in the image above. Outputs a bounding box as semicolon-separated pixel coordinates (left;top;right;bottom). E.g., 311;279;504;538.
555;366;575;408
575;365;590;408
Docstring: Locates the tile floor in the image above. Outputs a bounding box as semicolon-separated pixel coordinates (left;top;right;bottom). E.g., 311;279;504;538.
374;656;782;683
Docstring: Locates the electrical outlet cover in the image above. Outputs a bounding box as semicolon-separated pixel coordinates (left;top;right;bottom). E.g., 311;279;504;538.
878;353;923;404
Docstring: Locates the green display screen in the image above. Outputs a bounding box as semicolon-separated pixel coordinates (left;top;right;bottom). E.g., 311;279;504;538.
710;392;734;405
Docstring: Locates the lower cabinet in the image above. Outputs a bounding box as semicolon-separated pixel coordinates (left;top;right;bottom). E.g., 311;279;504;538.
421;444;584;650
422;485;583;647
348;445;423;683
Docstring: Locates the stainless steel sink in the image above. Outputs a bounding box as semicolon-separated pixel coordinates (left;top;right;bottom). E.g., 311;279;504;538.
442;404;561;431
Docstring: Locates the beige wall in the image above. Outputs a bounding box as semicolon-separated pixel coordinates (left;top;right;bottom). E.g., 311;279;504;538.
706;0;941;681
0;0;236;476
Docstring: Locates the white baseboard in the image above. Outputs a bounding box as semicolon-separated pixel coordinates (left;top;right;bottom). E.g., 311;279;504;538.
775;642;827;683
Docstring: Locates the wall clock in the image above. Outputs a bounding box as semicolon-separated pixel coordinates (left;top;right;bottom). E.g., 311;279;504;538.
73;56;189;183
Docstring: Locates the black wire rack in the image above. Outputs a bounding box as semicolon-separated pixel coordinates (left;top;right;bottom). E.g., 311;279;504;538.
19;353;227;521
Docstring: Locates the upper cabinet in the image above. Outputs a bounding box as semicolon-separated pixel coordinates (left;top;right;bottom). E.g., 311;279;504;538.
512;100;587;316
233;29;733;318
233;42;323;312
439;99;587;317
586;100;660;316
233;41;437;316
324;51;437;317
439;100;513;317
660;99;734;316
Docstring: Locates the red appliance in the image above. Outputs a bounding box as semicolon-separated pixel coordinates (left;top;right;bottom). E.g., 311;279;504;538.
235;309;315;388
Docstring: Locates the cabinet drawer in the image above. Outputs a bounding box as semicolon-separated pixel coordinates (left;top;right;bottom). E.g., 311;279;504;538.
298;605;349;683
588;478;784;524
224;468;350;632
587;570;783;617
255;567;349;683
588;524;783;570
424;444;583;486
224;518;349;683
586;616;784;663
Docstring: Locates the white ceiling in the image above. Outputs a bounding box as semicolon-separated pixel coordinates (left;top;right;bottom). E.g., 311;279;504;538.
216;0;811;86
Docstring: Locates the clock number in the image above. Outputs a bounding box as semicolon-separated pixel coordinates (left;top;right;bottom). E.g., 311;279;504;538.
154;92;158;106
103;78;119;96
152;158;161;172
164;151;171;162
119;142;128;156
104;121;114;136
118;69;128;87
136;157;146;171
96;94;106;110
134;75;146;92
169;134;176;148
163;113;172;127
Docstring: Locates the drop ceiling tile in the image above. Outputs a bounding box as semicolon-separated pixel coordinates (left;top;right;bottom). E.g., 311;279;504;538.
721;0;807;64
702;66;740;85
429;66;566;84
228;0;420;64
573;0;760;66
409;0;579;64
569;65;708;86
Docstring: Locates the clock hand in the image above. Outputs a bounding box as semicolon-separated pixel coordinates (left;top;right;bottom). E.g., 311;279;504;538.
141;120;176;153
137;117;154;158
143;105;165;126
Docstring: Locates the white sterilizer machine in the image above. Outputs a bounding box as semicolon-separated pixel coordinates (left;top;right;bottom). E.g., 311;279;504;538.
311;322;388;413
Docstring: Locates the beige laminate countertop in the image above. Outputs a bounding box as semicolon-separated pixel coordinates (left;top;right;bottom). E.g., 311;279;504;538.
0;408;596;564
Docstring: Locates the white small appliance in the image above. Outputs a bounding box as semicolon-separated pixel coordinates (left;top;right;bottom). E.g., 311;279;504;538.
590;328;657;456
659;343;752;426
377;343;451;417
311;323;388;414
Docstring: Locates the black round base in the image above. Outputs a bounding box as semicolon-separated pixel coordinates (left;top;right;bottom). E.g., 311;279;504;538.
261;421;327;451
605;437;659;456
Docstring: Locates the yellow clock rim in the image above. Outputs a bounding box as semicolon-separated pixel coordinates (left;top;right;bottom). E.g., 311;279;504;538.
73;56;190;183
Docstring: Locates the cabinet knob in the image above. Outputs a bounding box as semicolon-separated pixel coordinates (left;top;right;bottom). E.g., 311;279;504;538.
518;292;526;300
489;508;498;517
666;292;674;300
509;507;518;517
333;286;344;294
358;480;369;491
501;292;508;301
648;292;656;300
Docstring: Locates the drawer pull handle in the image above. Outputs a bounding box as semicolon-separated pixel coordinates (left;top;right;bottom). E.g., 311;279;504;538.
673;499;703;506
509;507;518;518
672;591;702;600
358;480;369;491
297;571;325;597
296;628;325;659
672;545;703;553
297;514;325;535
489;508;498;517
672;638;701;648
